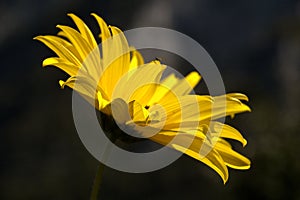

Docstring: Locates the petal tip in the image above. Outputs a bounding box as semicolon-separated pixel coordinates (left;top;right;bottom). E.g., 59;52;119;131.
59;80;65;88
33;36;43;41
242;139;248;147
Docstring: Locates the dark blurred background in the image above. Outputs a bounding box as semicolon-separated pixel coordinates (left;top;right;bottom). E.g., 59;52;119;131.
1;0;300;199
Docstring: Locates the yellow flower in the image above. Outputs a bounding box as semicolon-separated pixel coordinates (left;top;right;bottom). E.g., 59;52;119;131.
35;13;251;183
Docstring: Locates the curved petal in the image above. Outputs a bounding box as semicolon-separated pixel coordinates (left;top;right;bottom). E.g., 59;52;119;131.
210;122;247;146
68;13;98;49
34;35;81;65
215;142;251;170
173;144;229;183
150;132;228;183
91;13;111;58
112;61;166;105
154;72;201;105
129;48;144;71
42;57;79;76
154;94;250;129
56;25;93;61
98;26;131;99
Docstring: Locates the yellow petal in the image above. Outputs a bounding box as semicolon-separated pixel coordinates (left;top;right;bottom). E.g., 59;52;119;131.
210;122;247;146
151;95;212;129
56;25;97;69
91;13;112;70
161;73;180;89
110;98;131;124
68;14;101;77
227;93;249;102
168;94;250;123
159;71;201;104
98;26;131;99
58;25;103;84
184;71;202;89
215;142;251;170
59;78;101;110
168;71;201;97
215;138;232;148
34;35;81;65
128;100;149;123
91;13;111;44
42;57;79;76
56;25;92;58
97;91;110;110
60;75;109;110
107;26;130;71
146;74;179;106
68;13;98;49
150;132;228;183
173;144;229;183
129;48;144;71
112;62;166;105
59;76;94;97
211;94;251;120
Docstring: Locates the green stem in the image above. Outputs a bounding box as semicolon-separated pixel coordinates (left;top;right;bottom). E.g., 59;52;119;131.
90;163;105;200
90;128;118;200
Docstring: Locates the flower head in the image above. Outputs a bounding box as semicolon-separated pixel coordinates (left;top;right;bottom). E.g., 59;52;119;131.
35;13;251;183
